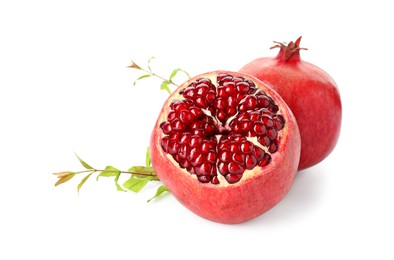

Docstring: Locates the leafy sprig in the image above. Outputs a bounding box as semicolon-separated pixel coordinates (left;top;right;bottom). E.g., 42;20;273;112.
128;56;190;94
53;149;168;202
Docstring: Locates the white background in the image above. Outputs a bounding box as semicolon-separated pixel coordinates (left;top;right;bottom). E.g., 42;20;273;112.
1;0;393;259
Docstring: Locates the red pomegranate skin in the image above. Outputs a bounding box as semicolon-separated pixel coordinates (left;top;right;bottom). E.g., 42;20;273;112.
150;71;300;224
240;38;342;170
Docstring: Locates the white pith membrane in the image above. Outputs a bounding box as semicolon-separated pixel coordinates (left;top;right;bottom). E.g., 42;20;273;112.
159;73;285;187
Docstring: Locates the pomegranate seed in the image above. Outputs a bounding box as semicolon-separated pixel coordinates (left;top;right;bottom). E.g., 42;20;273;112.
191;154;204;167
171;119;185;132
217;87;227;98
216;110;227;122
224;82;236;95
249;111;260;121
258;95;270;107
268;141;278;153
237;112;250;121
196;84;209;96
179;110;193;123
230;134;244;142
253;146;265;161
232;77;244;84
167;111;176;122
228;162;244;174
217;73;229;82
239;121;252;132
160;122;172;134
188;147;200;161
245;79;255;87
190;136;202;147
245;154;257;170
195;97;207;108
218;162;229;175
215;98;227;110
211;176;219;185
206;91;216;103
178;145;189;159
259;153;272;167
273;115;285;130
192;129;204;137
269;104;279;113
168;140;180;155
182;88;195;99
232;153;245;165
201;141;212;153
170;133;180;141
198;175;210;183
227;95;237;107
179;159;190;168
229;143;240;153
160;136;170;152
204;123;216;136
266;128;277;140
253;122;266;135
218;75;233;84
206;151;216;163
236;93;247;102
225;174;242;184
246;96;258;109
236;82;250;93
258;136;271;147
262;115;274;128
195;162;212;176
179;133;191;144
219;150;232;162
238;103;247;112
190;107;203;118
227;107;237;116
240;141;253;154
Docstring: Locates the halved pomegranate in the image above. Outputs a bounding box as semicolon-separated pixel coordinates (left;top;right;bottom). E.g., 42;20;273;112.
150;71;300;224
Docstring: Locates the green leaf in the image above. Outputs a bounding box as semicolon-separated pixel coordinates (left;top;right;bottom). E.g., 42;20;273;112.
133;74;151;86
123;175;149;193
53;171;75;178
145;147;151;167
115;182;127;192
147;56;156;72
74;153;93;169
147;185;169;202
96;165;120;181
169;68;190;82
77;172;93;193
55;173;75;186
128;166;155;174
160;80;171;94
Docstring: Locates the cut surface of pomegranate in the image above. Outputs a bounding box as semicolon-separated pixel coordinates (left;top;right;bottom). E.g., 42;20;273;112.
150;71;300;224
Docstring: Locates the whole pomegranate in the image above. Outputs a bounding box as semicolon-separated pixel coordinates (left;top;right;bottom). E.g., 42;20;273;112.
150;71;300;224
240;37;342;171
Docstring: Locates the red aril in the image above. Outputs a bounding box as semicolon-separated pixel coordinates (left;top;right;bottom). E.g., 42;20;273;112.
240;37;342;171
150;71;300;224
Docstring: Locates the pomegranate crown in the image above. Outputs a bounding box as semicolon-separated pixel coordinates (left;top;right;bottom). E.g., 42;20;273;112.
270;36;308;61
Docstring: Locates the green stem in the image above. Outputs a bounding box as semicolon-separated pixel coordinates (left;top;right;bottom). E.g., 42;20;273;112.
76;168;160;181
141;67;178;87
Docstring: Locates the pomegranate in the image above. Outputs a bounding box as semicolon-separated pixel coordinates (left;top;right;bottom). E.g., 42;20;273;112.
240;37;342;171
150;71;300;224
